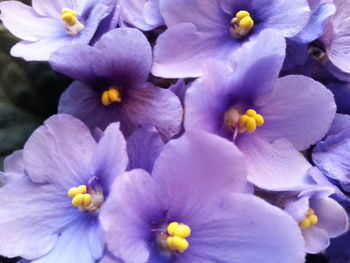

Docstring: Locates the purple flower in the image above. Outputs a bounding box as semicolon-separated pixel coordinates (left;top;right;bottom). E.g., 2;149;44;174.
152;0;310;78
99;130;305;263
0;114;128;262
49;28;182;139
284;186;348;253
119;0;164;31
185;30;336;190
0;0;118;61
0;150;24;186
313;114;350;191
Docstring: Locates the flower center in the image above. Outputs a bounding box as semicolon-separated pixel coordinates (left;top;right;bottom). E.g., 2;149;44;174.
224;108;264;134
230;10;254;39
157;222;191;253
68;184;104;212
299;208;318;230
101;86;122;106
61;8;85;35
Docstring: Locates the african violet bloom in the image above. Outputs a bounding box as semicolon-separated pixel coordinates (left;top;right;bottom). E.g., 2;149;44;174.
185;30;336;191
0;150;24;186
152;0;311;78
0;0;117;61
119;0;164;31
49;28;182;139
0;114;128;263
313;114;350;191
284;186;348;254
100;130;305;263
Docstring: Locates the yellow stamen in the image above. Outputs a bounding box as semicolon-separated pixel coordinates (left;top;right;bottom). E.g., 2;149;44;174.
101;88;122;106
68;184;104;212
299;208;318;230
230;10;254;38
61;8;84;35
166;222;191;253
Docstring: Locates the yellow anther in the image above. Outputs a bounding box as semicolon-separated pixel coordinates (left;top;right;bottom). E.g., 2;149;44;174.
299;208;318;230
174;224;191;238
62;13;77;26
246;109;257;117
167;236;189;252
72;193;84;207
82;194;92;207
230;10;254;38
101;88;122;106
68;187;80;197
78;185;87;194
254;114;264;126
61;8;77;16
61;8;84;35
167;222;179;236
246;117;257;133
238;114;249;127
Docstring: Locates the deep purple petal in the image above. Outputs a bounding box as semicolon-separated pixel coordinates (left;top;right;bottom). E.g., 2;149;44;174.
178;194;305;263
237;136;312;191
257;75;336;151
100;170;165;263
152;130;248;224
122;85;183;139
23;114;97;189
127;126;165;174
93;122;128;195
0;177;78;259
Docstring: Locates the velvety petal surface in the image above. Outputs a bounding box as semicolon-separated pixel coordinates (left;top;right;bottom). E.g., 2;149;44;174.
177;194;305;263
4;150;24;175
152;130;248;224
0;177;78;259
303;227;330;254
257;75;336;151
92;122;128;195
127;126;164;174
237;136;312;191
100;170;166;263
32;0;80;19
23;114;97;189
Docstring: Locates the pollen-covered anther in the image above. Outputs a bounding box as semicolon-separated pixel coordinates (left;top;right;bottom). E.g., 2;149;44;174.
67;185;104;212
299;208;318;230
238;109;264;133
166;222;191;252
61;8;85;35
101;88;122;106
230;10;254;38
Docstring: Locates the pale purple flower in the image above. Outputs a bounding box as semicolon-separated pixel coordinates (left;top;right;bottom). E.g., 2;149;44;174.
0;0;118;61
49;28;182;139
99;130;305;263
0;114;128;263
284;186;348;253
152;0;311;78
119;0;164;31
185;30;336;191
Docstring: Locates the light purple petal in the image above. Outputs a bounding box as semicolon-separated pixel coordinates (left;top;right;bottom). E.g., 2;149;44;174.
93;122;128;195
310;197;349;238
32;219;98;263
11;37;72;61
152;130;248;224
0;177;78;259
284;197;309;222
178;194;305;263
0;1;65;41
152;23;232;78
100;169;165;263
303;227;330;254
237;136;312;191
23;114;97;189
122;85;182;139
4;150;24;175
93;28;152;88
326;113;350;137
257;75;336;151
127;126;164;173
32;0;79;19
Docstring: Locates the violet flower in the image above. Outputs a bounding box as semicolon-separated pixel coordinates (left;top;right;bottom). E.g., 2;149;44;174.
99;130;305;263
0;114;128;263
119;0;164;31
49;28;182;139
0;0;117;61
185;30;336;191
152;0;310;78
284;186;348;254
